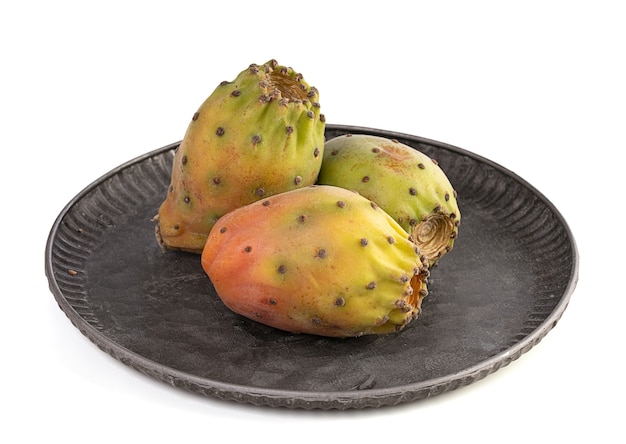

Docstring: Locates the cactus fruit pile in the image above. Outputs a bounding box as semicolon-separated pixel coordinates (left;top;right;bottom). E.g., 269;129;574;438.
154;59;460;338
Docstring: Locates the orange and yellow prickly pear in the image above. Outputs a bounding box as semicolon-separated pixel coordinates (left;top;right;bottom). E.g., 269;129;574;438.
318;134;460;267
201;185;429;338
155;60;325;253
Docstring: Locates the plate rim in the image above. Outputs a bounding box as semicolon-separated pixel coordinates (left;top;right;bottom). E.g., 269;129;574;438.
44;123;579;409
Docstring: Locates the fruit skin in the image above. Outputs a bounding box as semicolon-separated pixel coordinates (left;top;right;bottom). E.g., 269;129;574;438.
155;59;326;253
201;185;429;338
317;134;460;267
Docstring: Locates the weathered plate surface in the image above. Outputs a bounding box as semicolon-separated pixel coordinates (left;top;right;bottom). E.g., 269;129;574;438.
45;124;578;409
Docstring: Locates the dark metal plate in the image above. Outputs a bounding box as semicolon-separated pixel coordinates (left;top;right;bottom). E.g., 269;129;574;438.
45;124;578;409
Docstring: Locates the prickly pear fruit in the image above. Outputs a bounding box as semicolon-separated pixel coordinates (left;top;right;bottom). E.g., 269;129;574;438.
317;134;460;267
201;185;430;338
155;59;326;253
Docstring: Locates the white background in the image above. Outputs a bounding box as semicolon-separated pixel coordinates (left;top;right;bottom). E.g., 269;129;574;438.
2;1;624;442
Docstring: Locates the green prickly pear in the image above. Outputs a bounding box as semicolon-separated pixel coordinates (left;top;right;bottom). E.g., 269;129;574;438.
201;185;430;338
317;134;460;267
155;59;326;253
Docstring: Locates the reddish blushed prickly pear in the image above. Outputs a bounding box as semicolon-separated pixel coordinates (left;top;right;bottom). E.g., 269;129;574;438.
155;59;325;253
201;185;430;338
317;134;460;267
